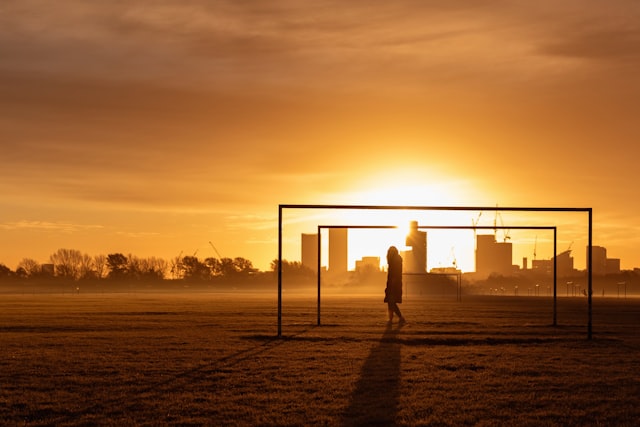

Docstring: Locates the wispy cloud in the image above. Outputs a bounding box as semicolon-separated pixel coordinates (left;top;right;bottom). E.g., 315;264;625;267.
5;1;638;90
541;28;640;63
0;220;103;232
114;231;162;238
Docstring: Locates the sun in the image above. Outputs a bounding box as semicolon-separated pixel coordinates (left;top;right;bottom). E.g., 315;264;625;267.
319;170;485;272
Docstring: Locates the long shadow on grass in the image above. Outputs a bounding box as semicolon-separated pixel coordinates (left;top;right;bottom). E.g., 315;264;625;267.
341;322;402;426
46;330;308;425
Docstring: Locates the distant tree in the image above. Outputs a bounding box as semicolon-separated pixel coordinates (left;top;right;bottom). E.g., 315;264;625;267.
50;249;84;280
0;263;12;279
141;257;167;280
270;259;312;274
15;267;28;279
79;253;95;279
126;254;143;279
169;254;184;279
218;257;237;276
17;258;41;278
270;259;315;283
156;257;169;278
124;255;166;281
233;257;257;275
270;259;294;272
94;254;107;279
181;256;211;281
106;253;128;279
204;257;221;277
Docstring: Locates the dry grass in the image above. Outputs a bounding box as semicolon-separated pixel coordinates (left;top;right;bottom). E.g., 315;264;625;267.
0;291;638;426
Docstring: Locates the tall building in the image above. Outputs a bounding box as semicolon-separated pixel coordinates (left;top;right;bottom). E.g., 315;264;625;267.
301;233;318;273
405;220;427;273
589;246;607;275
329;228;348;274
556;250;575;277
587;245;620;275
355;256;380;272
532;258;553;274
531;251;575;276
606;258;621;275
475;234;513;278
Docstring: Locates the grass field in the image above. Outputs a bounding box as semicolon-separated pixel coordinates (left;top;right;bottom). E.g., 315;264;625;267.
1;291;639;426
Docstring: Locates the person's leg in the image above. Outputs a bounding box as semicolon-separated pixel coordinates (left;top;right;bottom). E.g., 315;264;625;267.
392;303;405;323
392;303;402;317
388;301;406;323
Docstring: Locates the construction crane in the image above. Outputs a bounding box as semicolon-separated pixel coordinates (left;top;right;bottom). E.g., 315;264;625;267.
209;241;223;259
494;209;511;242
533;236;537;260
472;212;482;249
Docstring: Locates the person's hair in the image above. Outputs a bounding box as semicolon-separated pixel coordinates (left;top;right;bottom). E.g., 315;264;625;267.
387;246;398;264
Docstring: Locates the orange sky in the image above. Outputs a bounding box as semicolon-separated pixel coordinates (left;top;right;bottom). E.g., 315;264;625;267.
2;1;640;272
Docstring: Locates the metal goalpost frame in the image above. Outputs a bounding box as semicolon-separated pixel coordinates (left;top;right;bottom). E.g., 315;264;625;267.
316;225;393;328
417;225;559;325
277;205;593;339
314;225;557;327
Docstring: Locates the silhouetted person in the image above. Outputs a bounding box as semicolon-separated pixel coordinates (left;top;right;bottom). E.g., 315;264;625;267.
384;246;406;325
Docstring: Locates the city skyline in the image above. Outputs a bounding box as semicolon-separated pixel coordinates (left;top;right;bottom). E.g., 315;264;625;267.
0;212;627;274
301;225;626;276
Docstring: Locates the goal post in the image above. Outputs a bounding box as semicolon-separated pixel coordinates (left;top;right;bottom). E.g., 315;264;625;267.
277;204;593;339
315;225;557;324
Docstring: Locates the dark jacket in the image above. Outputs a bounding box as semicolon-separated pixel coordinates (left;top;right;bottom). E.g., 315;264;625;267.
385;253;403;304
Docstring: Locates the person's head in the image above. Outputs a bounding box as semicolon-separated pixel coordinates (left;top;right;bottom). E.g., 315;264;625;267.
387;246;398;263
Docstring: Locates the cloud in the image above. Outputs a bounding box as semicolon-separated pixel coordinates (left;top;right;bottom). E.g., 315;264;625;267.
4;0;617;90
224;213;277;232
0;220;103;232
2;1;640;214
541;28;640;63
115;231;162;238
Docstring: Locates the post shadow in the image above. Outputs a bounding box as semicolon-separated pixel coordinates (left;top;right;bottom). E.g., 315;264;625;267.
341;323;402;426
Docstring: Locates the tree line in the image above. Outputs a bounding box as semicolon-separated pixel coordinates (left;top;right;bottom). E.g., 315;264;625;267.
0;248;314;284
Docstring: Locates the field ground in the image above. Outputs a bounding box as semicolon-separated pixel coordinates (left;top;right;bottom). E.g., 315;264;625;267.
1;291;639;426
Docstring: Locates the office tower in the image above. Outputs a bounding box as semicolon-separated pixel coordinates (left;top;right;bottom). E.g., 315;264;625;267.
405;220;427;273
329;228;348;273
476;234;513;277
301;233;318;273
589;245;607;275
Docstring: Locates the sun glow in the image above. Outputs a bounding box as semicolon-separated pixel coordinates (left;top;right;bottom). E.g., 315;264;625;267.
321;171;484;272
345;221;478;272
